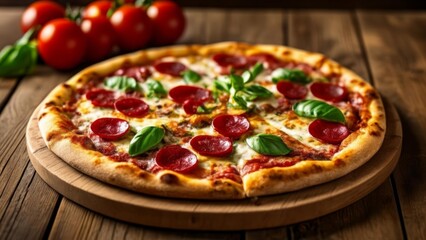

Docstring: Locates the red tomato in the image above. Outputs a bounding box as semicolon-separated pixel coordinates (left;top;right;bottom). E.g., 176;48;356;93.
83;0;113;19
147;0;186;45
38;19;87;70
110;5;153;51
81;17;116;62
21;1;65;33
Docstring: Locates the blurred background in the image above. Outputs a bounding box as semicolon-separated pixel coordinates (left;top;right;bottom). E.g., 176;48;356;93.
0;0;425;9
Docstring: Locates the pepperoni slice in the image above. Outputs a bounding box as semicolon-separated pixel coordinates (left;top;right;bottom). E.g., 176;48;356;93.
155;145;198;173
114;97;149;118
308;119;350;144
86;89;116;108
190;135;233;157
182;99;202;115
212;53;248;69
310;82;348;102
153;61;186;77
276;81;308;100
90;118;130;141
248;53;280;69
169;85;211;104
212;114;250;139
114;66;151;82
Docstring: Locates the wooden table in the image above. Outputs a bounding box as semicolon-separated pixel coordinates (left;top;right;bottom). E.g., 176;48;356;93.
1;7;425;239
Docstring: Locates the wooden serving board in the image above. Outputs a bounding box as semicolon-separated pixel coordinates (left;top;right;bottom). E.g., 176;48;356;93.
26;99;402;231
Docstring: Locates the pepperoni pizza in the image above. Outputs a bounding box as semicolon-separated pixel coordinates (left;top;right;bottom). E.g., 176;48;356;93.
38;42;386;199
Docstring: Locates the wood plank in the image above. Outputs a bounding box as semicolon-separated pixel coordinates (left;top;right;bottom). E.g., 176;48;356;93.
246;10;403;239
49;199;242;240
0;8;24;110
358;11;426;240
0;65;75;239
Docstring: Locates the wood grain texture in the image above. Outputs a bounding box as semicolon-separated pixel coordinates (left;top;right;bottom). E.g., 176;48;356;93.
246;10;404;239
358;11;426;240
0;66;74;239
49;198;242;240
0;8;23;109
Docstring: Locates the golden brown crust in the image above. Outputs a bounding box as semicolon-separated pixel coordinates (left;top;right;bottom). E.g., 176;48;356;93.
38;42;385;199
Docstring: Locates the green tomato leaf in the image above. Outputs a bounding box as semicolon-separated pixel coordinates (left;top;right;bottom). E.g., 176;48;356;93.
129;126;165;156
292;99;346;123
271;68;311;84
242;85;273;100
182;69;202;84
246;134;291;156
104;76;141;92
145;79;167;98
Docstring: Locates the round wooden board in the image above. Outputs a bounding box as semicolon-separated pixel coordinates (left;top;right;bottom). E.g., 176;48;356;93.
26;99;402;231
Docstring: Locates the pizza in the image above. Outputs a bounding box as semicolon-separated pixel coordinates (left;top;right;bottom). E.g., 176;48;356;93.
37;42;386;199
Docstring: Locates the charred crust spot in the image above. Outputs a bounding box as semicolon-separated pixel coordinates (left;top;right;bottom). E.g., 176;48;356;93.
38;112;47;120
46;132;60;141
334;159;345;167
369;122;384;136
71;135;95;150
282;50;291;56
138;172;147;179
160;173;179;185
315;57;327;69
62;83;71;89
76;78;83;83
45;101;56;107
366;90;379;99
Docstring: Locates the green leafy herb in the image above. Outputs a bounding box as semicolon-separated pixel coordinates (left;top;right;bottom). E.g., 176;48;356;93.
213;76;231;93
182;69;201;84
145;79;167;98
243;62;264;84
104;76;141;92
246;134;291;156
271;68;311;84
196;104;216;114
242;85;273;100
292;99;346;123
230;74;244;94
0;28;37;78
129;126;165;156
230;95;248;109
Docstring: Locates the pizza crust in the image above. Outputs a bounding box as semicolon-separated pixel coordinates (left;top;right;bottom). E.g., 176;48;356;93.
38;42;385;199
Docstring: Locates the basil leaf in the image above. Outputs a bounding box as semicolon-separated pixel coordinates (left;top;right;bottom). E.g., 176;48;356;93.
145;79;167;98
129;126;165;156
242;62;264;84
246;134;291;156
271;68;311;84
0;28;38;77
242;71;252;84
292;99;346;123
242;85;273;100
213;75;231;93
196;105;215;114
230;74;244;92
231;95;248;109
251;62;264;79
182;70;201;84
104;76;141;92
